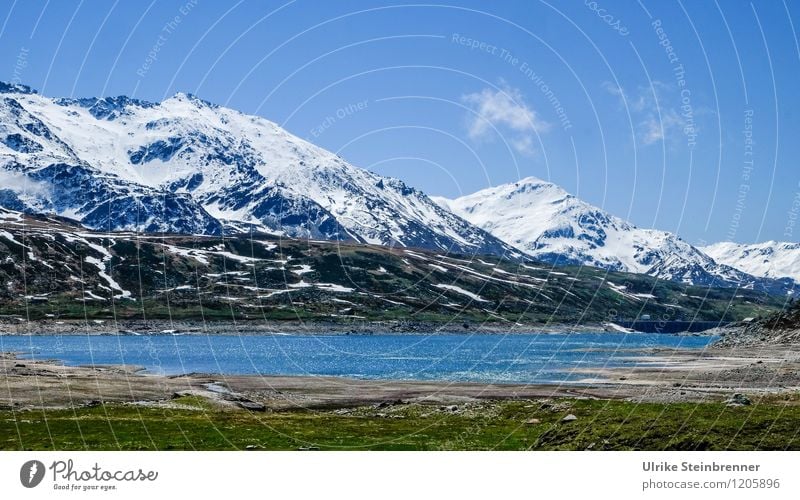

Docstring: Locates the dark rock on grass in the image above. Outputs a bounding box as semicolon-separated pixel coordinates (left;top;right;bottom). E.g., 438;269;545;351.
725;393;752;407
374;399;404;409
238;401;266;412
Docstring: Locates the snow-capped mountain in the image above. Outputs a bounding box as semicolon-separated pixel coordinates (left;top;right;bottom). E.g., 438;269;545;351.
0;82;516;256
1;81;793;293
434;177;795;293
701;241;800;283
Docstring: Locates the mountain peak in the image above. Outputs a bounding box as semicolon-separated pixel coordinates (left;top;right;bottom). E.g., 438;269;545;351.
488;176;563;194
445;177;795;294
508;176;569;196
0;81;517;258
169;91;217;108
514;175;549;187
0;81;36;95
52;95;157;120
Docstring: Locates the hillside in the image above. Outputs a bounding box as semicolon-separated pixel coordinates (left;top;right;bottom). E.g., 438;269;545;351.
0;208;783;332
716;299;800;345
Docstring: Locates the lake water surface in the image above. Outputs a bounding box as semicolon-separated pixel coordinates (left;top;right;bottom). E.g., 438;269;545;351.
0;333;714;384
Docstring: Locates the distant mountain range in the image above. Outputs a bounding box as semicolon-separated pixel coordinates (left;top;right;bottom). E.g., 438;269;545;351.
701;241;800;283
433;178;797;295
0;82;796;295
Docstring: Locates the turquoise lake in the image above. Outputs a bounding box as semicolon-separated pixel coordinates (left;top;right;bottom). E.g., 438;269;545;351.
0;333;714;384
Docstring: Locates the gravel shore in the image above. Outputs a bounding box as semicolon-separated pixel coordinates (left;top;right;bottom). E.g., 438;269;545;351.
0;318;613;335
3;343;799;411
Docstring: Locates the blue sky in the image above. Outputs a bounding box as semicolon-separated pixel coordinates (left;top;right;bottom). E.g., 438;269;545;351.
1;0;799;246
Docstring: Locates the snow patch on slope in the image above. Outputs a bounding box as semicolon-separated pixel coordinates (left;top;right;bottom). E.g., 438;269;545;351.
701;241;800;283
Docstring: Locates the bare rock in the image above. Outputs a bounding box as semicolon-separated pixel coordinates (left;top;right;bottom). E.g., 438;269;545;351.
725;393;752;406
238;401;266;412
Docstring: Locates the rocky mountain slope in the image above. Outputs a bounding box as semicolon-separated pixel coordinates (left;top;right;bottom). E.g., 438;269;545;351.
0;208;782;329
0;82;516;257
702;241;800;283
716;299;800;345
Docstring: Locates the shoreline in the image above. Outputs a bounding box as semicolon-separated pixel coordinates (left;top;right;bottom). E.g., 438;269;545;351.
0;318;714;336
4;346;800;450
3;342;799;410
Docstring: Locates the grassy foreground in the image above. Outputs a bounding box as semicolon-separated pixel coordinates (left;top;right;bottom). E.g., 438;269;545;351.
2;396;800;451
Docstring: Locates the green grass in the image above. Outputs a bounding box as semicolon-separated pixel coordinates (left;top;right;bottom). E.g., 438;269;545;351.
3;397;800;451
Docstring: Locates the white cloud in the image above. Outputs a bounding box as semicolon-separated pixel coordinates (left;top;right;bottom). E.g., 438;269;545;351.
639;109;684;145
639;116;664;145
0;169;41;191
0;169;48;198
462;84;550;155
603;80;690;146
509;136;535;156
601;81;624;99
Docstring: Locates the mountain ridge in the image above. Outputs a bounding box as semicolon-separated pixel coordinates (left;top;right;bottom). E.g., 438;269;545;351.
1;82;794;295
701;241;800;283
0;82;518;258
435;177;796;295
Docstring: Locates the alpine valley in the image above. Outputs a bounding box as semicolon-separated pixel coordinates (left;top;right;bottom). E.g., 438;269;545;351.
0;82;796;330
